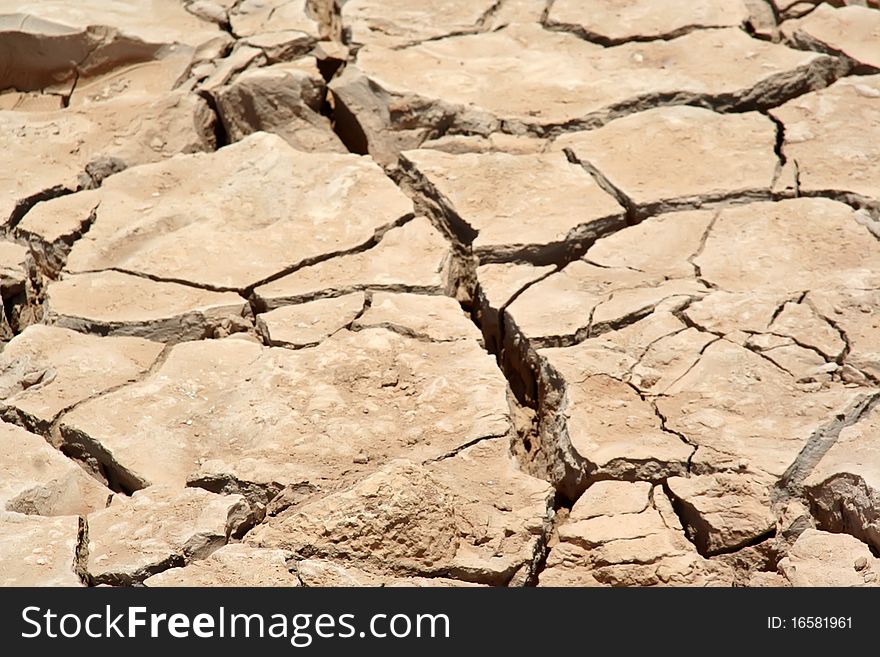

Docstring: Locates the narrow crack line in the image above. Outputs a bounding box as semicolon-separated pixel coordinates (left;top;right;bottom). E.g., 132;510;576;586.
72;266;241;294
657;336;722;393
245;213;415;294
687;208;721;281
627;327;689;379
760;331;838;364
543;22;738;48
803;295;852;366
475;0;505;29
728;335;801;377
766;293;802;326
423;431;511;464
562;148;637;225
765;110;788;187
581;257;644;274
774;391;880;504
350;321;463;344
389;28;483;51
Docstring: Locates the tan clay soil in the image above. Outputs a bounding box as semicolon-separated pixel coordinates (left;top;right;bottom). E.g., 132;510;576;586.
0;0;879;587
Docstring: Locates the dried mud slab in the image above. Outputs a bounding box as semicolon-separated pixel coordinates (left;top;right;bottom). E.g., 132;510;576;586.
352;293;477;342
331;24;843;163
0;324;163;431
399;149;625;264
0;421;110;516
211;59;347;153
295;559;481;587
85;486;254;585
0;512;82;586
45;271;250;343
342;0;495;48
778;529;880;586
539;482;734;586
65;132;414;291
252;216;454;309
501;199;879;502
229;0;331;41
256;293;365;348
0;7;212;106
771;75;880;205
805;401;880;550
781;4;880;70
143;544;300;587
0;93;215;227
0;1;223;49
772;1;880;21
250;439;554;586
59;328;510;498
556;107;780;216
546;0;750;45
665;473;776;555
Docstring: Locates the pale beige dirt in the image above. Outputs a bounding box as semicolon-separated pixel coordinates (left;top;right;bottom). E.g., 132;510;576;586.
1;0;879;589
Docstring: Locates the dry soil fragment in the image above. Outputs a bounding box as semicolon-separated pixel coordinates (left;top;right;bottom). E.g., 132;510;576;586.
15;190;100;276
256;293;365;348
0;93;215;226
0;324;163;431
400;149;624;264
540;483;733;586
666;473;776;555
229;0;327;40
0;0;223;48
808;289;880;381
0;6;210;103
253;216;453;309
46;271;249;343
60;329;510;496
0;421;110;516
352;293;476;343
473;262;555;355
586;209;713;279
782;4;880;70
556;107;779;214
144;544;300;586
251;439;554;585
65;132;414;290
771;76;880;201
658;340;860;477
86;486;253;585
778;529;879;586
212;60;347;153
506;259;704;345
331;24;839;164
547;0;750;44
0;512;81;586
805;401;880;550
545;372;693;491
772;0;880;21
295;559;481;587
694;199;880;293
342;0;494;47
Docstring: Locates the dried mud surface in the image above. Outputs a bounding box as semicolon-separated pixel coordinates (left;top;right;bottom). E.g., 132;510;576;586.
1;0;879;588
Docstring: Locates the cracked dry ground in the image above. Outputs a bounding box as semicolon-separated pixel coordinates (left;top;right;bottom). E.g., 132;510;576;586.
1;0;879;589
